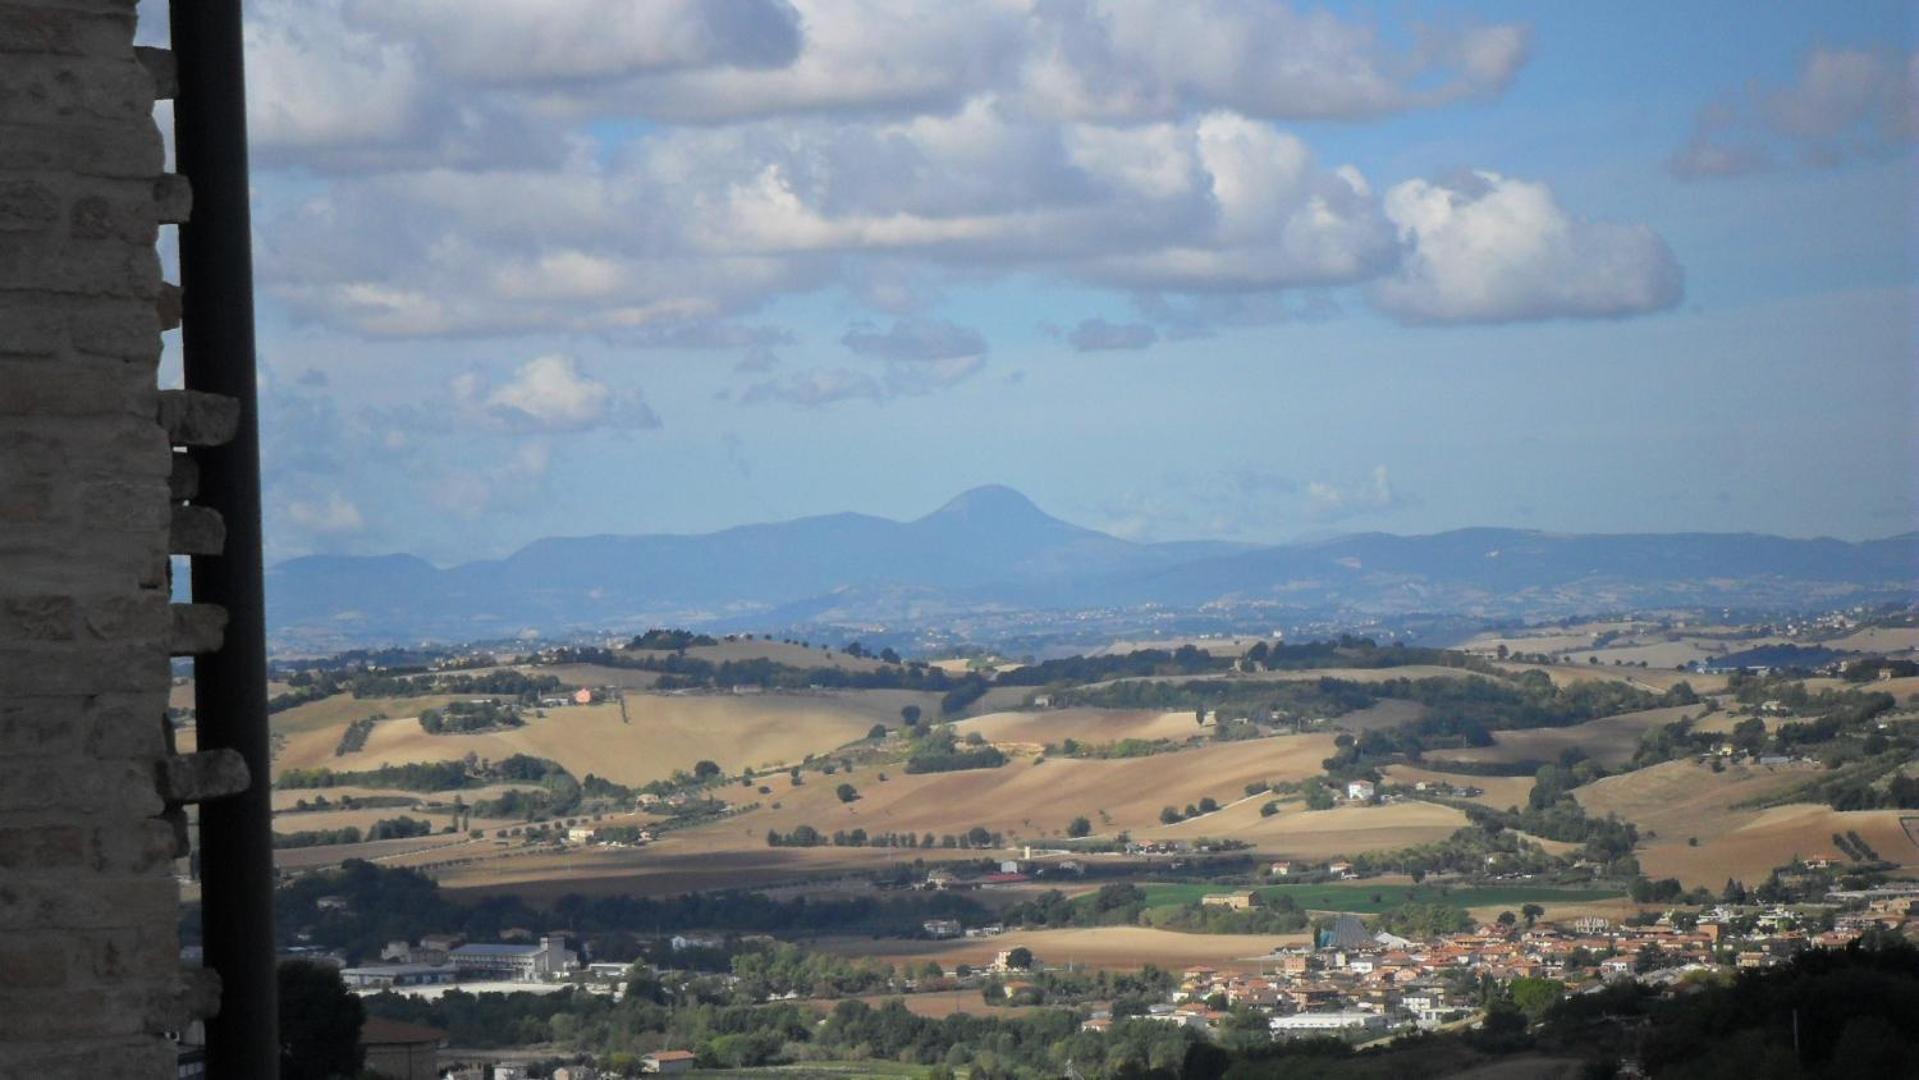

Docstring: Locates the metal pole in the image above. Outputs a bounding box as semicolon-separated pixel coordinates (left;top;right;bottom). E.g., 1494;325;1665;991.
168;1;279;1076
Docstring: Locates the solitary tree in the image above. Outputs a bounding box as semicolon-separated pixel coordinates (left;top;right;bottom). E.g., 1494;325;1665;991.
279;959;365;1080
836;782;860;803
1004;947;1034;970
1067;816;1092;838
693;759;722;781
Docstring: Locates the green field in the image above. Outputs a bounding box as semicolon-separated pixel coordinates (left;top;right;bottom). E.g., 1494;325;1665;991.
1138;882;1621;914
703;1064;931;1080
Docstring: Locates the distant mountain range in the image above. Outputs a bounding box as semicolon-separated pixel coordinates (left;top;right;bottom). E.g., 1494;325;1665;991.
266;485;1918;649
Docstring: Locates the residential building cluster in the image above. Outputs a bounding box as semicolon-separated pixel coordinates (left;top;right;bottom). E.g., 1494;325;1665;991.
1078;893;1915;1042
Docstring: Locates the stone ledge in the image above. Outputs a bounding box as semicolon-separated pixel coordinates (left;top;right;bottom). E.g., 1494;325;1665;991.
156;748;249;804
166;602;224;655
168;504;223;555
155;389;238;447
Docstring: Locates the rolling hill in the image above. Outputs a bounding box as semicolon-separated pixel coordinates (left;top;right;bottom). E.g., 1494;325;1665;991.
266;485;1917;648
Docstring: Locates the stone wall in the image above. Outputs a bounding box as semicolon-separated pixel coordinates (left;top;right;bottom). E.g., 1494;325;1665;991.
0;1;214;1075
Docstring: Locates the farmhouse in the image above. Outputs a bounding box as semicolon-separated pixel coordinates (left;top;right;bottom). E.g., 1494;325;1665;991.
1346;780;1376;800
1269;861;1294;876
642;1051;697;1075
1201;891;1256;911
923;919;964;939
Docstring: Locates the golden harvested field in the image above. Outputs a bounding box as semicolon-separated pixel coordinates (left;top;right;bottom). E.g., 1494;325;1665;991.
274;831;479;872
1330;699;1427;732
851;990;1044;1018
1137;799;1470;858
541;663;661;690
270;782;536;812
954;708;1203;749
816;926;1307;973
280;691;919;786
271;807;464;834
1381;766;1533;810
1438;706;1696;768
1818;626;1919;654
1574;759;1919;888
433;838;973;900
272;693;476;737
1800;675;1919;700
1490;662;1721;694
700;734;1340;845
1094;637;1267;657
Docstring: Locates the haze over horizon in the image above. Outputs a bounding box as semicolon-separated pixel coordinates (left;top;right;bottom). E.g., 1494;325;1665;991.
134;1;1917;565
281;483;1919;572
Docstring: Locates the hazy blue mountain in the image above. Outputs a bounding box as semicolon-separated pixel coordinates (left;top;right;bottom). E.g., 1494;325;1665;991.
264;486;1916;648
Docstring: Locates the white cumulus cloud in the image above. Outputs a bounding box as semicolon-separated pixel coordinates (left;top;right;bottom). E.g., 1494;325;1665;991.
455;355;661;432
1373;172;1683;324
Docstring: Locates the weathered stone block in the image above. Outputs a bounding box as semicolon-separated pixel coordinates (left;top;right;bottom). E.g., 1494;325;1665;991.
168;504;223;555
167;451;197;500
0;876;177;931
0;937;66;988
0;594;75;640
69;295;161;361
166;602;223;654
155;389;239;446
152;172;188;224
0;118;164;177
133;45;173;99
79;591;166;641
153;279;179;330
0;178;59;230
0;695;84;756
0;825;86;870
157;748;249;804
0;356;148;416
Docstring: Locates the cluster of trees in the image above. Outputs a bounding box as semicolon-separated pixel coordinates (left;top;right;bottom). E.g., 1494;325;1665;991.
904;727;1007;773
1056;675;1374;717
279;760;475;792
1144;898;1309;935
1375;899;1474;939
273;815;435;850
1538;938;1919;1076
767;824;1004;849
1158;797;1221;824
271;667;566;710
333;715;379;756
544;645;953;695
1343;825;1569;880
629;629;718;650
1053;736;1180;759
995;645;1229;687
265;860;988;963
418;698;523;734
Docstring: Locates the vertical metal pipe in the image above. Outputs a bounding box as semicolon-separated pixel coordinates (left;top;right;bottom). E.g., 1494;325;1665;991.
168;1;278;1076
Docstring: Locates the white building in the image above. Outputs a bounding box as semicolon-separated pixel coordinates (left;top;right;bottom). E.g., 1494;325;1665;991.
1269;1011;1389;1036
1346;780;1376;800
448;937;576;981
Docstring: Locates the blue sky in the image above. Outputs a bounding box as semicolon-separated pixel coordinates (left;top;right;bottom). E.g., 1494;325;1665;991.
140;1;1915;564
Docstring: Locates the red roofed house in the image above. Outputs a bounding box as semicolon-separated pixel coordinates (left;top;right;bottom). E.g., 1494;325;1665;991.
644;1050;698;1074
358;1016;446;1080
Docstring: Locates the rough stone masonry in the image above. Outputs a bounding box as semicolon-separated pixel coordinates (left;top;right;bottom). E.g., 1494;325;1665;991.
0;1;232;1074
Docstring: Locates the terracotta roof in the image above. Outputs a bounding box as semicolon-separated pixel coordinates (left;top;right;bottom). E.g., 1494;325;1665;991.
648;1050;698;1062
359;1015;447;1046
